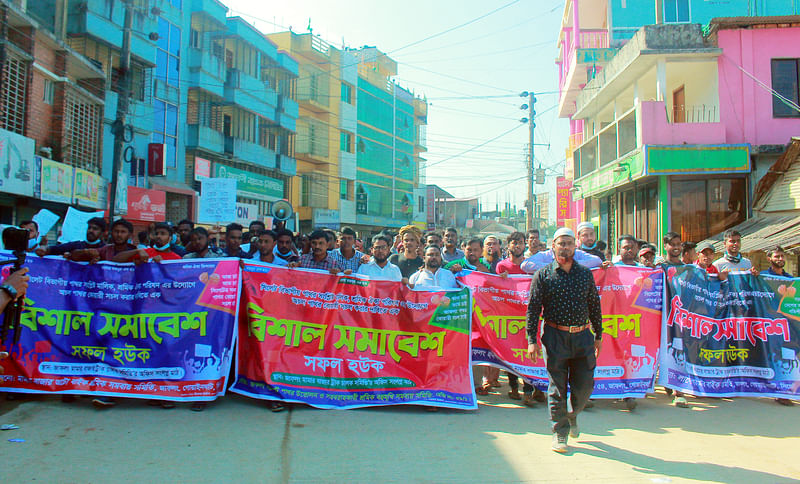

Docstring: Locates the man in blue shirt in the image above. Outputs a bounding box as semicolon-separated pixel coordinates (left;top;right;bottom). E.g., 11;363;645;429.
765;245;793;278
35;217;107;257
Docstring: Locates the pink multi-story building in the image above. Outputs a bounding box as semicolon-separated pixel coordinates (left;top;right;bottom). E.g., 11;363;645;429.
558;13;800;248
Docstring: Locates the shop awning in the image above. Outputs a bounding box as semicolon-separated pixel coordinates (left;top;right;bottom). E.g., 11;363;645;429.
697;214;800;254
150;180;197;197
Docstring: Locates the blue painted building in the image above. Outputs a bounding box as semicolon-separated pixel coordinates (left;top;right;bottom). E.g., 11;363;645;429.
61;0;297;223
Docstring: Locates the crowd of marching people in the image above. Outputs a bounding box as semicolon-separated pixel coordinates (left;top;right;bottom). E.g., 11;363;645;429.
1;215;796;413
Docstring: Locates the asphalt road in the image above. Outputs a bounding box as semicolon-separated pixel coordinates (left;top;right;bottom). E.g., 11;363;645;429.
1;382;799;483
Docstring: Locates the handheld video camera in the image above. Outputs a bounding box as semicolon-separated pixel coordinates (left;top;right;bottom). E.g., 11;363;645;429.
0;226;29;346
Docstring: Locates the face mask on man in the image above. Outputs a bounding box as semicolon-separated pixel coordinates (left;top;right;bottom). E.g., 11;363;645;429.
153;242;171;251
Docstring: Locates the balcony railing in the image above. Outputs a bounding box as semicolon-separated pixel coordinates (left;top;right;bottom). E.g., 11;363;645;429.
573;100;725;180
559;29;610;92
579;30;609;49
574;105;637;179
669;104;719;124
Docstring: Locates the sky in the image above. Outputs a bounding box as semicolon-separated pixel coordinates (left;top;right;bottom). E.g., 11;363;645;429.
223;0;568;222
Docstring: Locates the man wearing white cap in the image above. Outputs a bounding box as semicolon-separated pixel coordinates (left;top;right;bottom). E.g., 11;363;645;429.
576;222;606;261
520;236;602;274
526;227;603;453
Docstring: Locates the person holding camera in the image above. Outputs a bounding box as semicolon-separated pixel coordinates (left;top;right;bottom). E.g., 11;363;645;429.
0;267;30;374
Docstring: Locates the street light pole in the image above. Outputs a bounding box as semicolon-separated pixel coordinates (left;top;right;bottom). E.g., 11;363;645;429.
108;0;133;222
525;92;536;231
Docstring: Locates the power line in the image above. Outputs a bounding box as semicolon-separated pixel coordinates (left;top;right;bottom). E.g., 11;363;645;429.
388;0;521;55
423;123;526;169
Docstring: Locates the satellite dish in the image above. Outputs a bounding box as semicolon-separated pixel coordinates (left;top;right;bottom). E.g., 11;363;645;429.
271;199;293;221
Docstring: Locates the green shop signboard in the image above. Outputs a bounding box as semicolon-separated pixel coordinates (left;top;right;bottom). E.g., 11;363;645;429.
645;145;750;175
577;150;645;198
213;164;284;200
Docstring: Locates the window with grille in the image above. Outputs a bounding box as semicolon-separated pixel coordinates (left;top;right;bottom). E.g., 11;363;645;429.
0;52;28;135
771;59;800;118
64;87;101;172
43;79;55;105
301;173;328;208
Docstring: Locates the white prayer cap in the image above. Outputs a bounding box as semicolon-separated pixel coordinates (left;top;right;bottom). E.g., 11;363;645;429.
553;227;575;241
576;221;594;234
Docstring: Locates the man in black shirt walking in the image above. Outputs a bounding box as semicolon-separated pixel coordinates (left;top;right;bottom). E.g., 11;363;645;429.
526;227;602;453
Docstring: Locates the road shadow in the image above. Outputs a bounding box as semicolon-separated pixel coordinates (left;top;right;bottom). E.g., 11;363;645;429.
574;440;799;483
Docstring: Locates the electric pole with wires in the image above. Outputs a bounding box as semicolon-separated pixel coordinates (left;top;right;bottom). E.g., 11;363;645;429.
108;0;133;222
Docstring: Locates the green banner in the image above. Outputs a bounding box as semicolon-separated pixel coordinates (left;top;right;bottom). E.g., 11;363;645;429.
213;164;284;200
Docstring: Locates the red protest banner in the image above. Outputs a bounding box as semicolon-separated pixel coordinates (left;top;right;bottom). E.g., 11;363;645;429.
232;263;476;409
460;266;662;398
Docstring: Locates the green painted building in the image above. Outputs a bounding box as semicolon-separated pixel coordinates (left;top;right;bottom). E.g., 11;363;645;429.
352;47;427;232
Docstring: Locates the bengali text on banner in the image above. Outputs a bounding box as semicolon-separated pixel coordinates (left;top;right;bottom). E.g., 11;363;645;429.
232;262;476;409
0;255;240;401
461;266;663;398
659;266;800;398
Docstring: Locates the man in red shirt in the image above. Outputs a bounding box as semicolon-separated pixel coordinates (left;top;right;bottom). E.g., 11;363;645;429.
114;222;181;263
496;231;527;275
695;242;727;280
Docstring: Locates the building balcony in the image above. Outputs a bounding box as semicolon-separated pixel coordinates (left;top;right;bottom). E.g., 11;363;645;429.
187;125;225;154
338;101;357;131
226;17;278;60
67;3;156;66
557;29;615;118
574;100;726;178
277;95;298;131
277;52;299;76
339;199;356;224
190;0;228;23
339;151;356;180
296;92;330;114
187;47;226;97
224;69;278;120
276;154;297;176
276;111;296;133
572;100;733;197
573;24;720;119
225;137;276;170
416;125;427;152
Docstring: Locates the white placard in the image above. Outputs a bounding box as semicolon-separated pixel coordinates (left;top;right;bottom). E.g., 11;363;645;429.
197;177;237;224
58;207;105;243
32;209;60;242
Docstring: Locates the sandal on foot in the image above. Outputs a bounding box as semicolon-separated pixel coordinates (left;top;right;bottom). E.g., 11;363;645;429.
508;390;522;400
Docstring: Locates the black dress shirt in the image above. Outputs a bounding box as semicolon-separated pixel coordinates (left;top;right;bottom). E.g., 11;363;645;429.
526;260;602;343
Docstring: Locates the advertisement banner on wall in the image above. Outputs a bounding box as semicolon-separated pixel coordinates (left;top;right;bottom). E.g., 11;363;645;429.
127;186;166;222
74;168;103;209
0;128;35;196
195;157;211;180
556;177;574;227
37;156;74;204
236;202;259;225
313;209;340;229
213;164;283;201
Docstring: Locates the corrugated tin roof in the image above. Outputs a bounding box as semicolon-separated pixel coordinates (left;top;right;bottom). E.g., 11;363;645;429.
697;215;800;254
753;137;800;208
709;16;800;30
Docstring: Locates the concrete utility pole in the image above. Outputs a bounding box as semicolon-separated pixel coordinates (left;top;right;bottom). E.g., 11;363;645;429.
108;0;133;222
525;92;536;231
